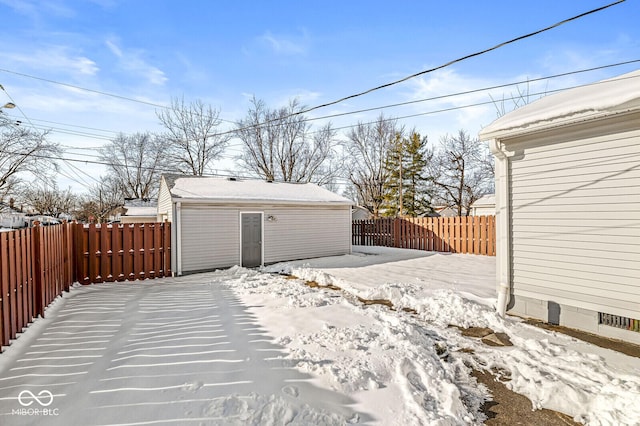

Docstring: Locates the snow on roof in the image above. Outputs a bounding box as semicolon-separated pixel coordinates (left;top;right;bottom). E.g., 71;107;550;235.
124;206;157;217
471;194;495;207
165;175;353;205
479;69;640;140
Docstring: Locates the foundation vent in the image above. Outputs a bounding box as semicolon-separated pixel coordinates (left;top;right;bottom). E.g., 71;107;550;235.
599;313;640;332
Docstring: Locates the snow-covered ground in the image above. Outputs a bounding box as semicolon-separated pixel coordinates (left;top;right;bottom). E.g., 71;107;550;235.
0;246;639;425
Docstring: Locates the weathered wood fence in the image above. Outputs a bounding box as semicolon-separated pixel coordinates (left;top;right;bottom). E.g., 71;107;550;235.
1;222;171;351
353;216;495;256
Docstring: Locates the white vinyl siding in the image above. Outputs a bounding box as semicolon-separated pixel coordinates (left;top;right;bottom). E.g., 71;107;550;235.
509;128;640;319
157;179;173;222
263;207;351;264
180;206;240;272
176;204;351;273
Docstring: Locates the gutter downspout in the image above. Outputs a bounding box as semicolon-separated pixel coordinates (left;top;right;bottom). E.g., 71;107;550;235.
175;201;182;276
488;139;511;317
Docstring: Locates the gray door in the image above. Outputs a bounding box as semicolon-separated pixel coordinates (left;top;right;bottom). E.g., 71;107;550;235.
241;213;262;267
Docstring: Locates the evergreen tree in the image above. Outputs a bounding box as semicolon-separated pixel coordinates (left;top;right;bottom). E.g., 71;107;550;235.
382;131;433;217
403;132;434;216
381;133;401;217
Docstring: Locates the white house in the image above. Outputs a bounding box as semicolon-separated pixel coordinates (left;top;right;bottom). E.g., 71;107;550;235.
352;206;372;220
157;175;353;275
479;69;640;344
470;194;495;216
121;198;158;224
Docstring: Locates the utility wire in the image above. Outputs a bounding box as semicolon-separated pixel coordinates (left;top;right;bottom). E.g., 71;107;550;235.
0;1;626;142
0;68;238;124
296;0;626;116
301;59;640;123
8;59;638;146
7;72;633;173
9;70;638;173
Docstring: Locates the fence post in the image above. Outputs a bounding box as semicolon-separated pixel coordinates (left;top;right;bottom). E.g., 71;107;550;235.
31;222;46;318
1;233;10;348
393;218;400;248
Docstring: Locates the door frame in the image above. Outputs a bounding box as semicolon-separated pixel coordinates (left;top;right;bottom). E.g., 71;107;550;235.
239;211;264;267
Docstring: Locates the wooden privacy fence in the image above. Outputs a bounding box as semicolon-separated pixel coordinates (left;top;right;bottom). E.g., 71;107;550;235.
75;223;171;285
1;222;74;351
353;216;495;256
1;222;171;351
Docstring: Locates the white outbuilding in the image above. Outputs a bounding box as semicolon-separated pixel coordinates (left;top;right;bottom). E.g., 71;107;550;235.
470;194;495;216
479;70;640;344
157;175;353;275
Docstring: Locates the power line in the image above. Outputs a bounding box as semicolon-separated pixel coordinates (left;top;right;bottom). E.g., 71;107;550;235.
0;148;250;180
8;74;633;173
0;68;238;124
5;58;637;148
300;59;640;123
296;0;626;116
2;1;625;144
328;73;640;133
21;71;640;171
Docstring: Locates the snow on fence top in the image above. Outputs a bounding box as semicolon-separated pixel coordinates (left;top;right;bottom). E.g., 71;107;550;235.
167;175;353;205
479;69;640;139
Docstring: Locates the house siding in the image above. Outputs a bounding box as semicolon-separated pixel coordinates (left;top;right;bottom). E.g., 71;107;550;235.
121;216;157;224
180;206;240;272
508;127;640;320
176;203;351;273
157;179;173;222
263;206;351;264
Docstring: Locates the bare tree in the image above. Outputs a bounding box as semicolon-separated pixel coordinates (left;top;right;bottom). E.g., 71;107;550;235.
157;97;230;176
0;117;59;200
20;184;77;217
99;132;167;199
235;97;339;184
489;80;543;117
430;129;494;216
75;178;125;223
343;114;402;218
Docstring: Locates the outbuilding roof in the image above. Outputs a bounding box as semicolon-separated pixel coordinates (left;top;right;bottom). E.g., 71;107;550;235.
479;69;640;140
162;175;353;205
123;206;157;217
471;194;495;207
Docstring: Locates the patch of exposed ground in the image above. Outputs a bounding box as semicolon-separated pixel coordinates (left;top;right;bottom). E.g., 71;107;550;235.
472;370;579;426
524;318;640;358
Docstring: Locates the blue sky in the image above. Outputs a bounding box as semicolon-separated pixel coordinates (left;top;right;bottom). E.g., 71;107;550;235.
1;0;639;192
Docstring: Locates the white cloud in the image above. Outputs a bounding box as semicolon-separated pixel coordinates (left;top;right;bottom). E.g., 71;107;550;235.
105;39;123;58
5;46;99;76
258;30;308;55
277;89;321;107
105;38;168;86
0;0;75;19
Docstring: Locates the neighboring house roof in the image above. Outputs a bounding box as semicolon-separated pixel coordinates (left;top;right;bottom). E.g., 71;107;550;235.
122;198;157;217
352;206;372;220
433;206;457;217
123;206;157;217
479;69;640;140
471;194;495;207
124;198;158;208
162;174;353;206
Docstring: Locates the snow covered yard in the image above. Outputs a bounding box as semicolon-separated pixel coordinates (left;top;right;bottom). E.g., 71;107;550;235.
0;246;639;425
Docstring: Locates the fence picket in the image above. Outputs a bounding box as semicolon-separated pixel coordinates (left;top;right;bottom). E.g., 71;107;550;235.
352;216;495;256
0;233;8;347
15;231;24;332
